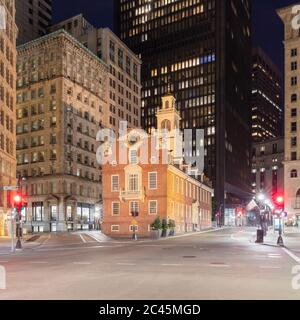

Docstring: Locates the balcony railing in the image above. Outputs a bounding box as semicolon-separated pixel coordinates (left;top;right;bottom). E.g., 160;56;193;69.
119;189;145;201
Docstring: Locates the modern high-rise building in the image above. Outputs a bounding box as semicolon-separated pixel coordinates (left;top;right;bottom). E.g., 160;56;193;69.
252;47;283;142
251;137;284;198
278;5;300;226
114;0;252;220
0;0;18;236
50;14;142;133
15;0;52;45
16;29;108;233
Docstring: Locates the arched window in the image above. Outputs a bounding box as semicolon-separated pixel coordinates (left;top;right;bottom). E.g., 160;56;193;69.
165;100;169;109
161;119;171;131
291;169;298;178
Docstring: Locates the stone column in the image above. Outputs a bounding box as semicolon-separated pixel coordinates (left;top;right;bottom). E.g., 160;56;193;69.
57;196;67;232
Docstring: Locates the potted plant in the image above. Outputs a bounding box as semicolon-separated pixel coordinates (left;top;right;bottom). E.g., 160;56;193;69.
150;216;162;239
161;219;168;237
168;219;176;236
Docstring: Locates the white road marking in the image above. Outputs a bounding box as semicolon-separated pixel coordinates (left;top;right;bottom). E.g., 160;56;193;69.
161;264;182;267
117;263;136;266
79;234;87;243
73;262;91;265
260;266;281;269
84;233;102;243
30;261;48;264
268;254;282;259
34;245;108;252
283;248;300;264
208;264;231;268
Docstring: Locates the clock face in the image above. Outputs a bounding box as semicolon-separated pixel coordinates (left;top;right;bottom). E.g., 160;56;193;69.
128;133;140;146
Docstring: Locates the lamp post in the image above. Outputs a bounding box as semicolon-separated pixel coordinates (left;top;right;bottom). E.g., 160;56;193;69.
14;176;26;250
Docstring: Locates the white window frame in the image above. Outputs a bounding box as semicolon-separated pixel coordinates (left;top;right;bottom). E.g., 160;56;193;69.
148;172;157;190
129;201;139;215
129;225;138;231
129;149;138;164
112;202;120;216
149;200;158;215
111;225;120;232
111;175;119;192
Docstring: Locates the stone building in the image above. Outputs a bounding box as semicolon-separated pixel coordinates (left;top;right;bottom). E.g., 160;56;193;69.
16;29;108;233
278;5;300;225
102;92;213;237
50;14;142;133
0;0;18;236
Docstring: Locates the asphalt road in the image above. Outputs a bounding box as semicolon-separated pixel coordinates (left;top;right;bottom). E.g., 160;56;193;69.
0;228;300;300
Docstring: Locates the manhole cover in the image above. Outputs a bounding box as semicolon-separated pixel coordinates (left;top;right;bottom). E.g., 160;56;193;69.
183;256;196;259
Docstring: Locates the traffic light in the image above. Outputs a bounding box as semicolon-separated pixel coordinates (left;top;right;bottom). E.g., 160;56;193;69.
273;193;284;209
13;194;27;213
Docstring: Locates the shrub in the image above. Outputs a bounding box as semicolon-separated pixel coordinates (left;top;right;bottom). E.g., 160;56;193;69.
161;219;168;231
168;219;176;229
151;216;162;230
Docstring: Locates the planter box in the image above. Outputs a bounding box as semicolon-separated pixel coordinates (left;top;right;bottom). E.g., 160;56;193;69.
150;229;162;240
161;229;168;237
168;229;175;237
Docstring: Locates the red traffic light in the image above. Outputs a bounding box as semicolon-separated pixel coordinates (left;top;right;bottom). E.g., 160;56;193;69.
276;195;284;204
13;194;22;204
13;194;27;212
273;193;284;209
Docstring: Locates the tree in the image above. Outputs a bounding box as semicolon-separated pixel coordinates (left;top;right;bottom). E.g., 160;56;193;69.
151;216;162;230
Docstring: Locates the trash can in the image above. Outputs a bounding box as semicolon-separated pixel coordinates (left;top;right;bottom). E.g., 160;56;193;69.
255;229;264;243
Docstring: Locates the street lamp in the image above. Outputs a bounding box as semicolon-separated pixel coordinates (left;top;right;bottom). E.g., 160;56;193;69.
257;193;265;202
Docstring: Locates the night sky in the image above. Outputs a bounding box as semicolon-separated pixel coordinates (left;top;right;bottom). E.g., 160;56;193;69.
53;0;300;74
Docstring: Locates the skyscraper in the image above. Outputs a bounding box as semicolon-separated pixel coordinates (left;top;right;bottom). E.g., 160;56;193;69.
0;0;18;236
278;5;300;225
252;47;283;142
114;0;252;218
15;0;52;45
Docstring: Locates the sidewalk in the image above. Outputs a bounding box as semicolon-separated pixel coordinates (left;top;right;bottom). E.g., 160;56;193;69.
0;233;50;255
262;227;300;253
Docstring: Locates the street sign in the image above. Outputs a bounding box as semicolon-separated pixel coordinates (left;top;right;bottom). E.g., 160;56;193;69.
131;219;138;226
274;218;283;232
1;186;19;191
